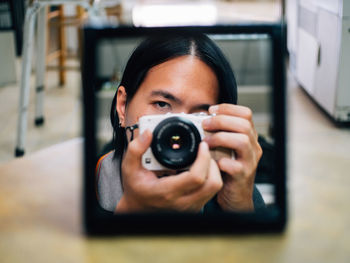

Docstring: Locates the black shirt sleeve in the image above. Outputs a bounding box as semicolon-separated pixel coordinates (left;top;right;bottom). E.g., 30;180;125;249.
203;185;266;213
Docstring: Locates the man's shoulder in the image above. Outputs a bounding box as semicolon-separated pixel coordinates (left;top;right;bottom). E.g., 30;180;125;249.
96;151;119;178
96;150;123;212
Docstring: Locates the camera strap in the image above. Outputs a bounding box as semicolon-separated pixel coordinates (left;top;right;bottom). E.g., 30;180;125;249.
125;124;139;141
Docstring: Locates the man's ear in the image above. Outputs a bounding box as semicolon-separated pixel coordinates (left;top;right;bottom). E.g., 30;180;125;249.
116;86;127;127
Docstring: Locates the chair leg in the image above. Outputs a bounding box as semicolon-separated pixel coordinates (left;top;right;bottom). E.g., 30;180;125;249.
15;5;38;157
35;6;47;126
58;6;66;86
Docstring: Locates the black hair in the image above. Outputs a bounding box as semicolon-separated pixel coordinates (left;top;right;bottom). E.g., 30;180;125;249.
110;33;237;158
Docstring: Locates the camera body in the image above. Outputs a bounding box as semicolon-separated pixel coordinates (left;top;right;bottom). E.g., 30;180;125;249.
139;112;234;171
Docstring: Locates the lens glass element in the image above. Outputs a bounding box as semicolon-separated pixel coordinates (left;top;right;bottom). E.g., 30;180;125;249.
170;135;181;150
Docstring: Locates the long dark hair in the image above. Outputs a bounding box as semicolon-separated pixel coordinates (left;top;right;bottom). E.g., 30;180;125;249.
110;33;238;158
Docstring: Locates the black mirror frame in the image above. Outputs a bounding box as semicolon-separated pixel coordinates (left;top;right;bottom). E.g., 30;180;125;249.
82;23;287;235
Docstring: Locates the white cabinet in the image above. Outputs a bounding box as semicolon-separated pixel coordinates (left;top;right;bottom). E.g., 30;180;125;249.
287;0;350;122
337;18;350;108
295;28;318;94
313;9;341;114
317;0;343;16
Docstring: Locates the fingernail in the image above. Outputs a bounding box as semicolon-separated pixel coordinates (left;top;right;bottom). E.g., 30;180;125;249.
202;118;211;128
209;105;218;114
202;136;211;143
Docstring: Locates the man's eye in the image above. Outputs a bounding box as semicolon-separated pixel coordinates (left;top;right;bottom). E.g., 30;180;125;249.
155;101;170;108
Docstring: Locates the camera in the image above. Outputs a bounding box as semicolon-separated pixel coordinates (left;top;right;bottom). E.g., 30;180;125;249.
139;112;234;171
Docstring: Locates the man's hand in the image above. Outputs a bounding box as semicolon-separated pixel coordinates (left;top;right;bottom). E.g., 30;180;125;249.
203;104;263;212
116;130;223;213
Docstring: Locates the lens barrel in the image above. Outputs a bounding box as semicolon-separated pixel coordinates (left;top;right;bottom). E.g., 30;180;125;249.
151;117;201;170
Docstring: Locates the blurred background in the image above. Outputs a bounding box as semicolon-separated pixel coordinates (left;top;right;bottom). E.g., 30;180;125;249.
0;0;349;262
0;0;284;162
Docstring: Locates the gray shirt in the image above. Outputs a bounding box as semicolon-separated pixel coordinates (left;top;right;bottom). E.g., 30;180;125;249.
97;152;123;211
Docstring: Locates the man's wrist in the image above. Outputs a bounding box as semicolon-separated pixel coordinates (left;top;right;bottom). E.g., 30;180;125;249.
217;194;254;212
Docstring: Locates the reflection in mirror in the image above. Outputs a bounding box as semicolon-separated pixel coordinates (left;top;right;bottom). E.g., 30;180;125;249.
213;34;275;208
93;33;275;214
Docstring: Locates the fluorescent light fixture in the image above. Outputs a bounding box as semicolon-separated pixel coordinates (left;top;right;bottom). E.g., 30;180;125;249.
132;3;218;27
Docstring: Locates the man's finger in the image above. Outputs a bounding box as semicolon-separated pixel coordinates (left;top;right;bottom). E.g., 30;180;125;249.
209;103;253;121
123;129;152;170
204;132;252;159
175;159;223;210
159;142;211;195
202;115;253;136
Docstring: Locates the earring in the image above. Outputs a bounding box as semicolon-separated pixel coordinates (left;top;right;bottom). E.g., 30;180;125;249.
118;122;122;128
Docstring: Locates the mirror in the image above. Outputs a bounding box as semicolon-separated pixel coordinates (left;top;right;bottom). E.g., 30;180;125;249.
82;24;286;234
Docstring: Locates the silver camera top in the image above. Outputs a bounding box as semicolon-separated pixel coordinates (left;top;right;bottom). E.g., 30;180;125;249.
138;112;214;132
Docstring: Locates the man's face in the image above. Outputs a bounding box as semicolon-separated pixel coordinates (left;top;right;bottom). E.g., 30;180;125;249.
117;55;219;140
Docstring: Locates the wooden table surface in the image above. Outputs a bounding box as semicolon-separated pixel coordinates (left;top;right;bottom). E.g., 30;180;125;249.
0;137;349;263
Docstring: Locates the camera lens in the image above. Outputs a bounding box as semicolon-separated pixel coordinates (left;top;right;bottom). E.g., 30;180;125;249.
151;117;201;170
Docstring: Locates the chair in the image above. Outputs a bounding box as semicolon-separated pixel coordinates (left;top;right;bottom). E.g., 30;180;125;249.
14;0;98;157
46;5;86;86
